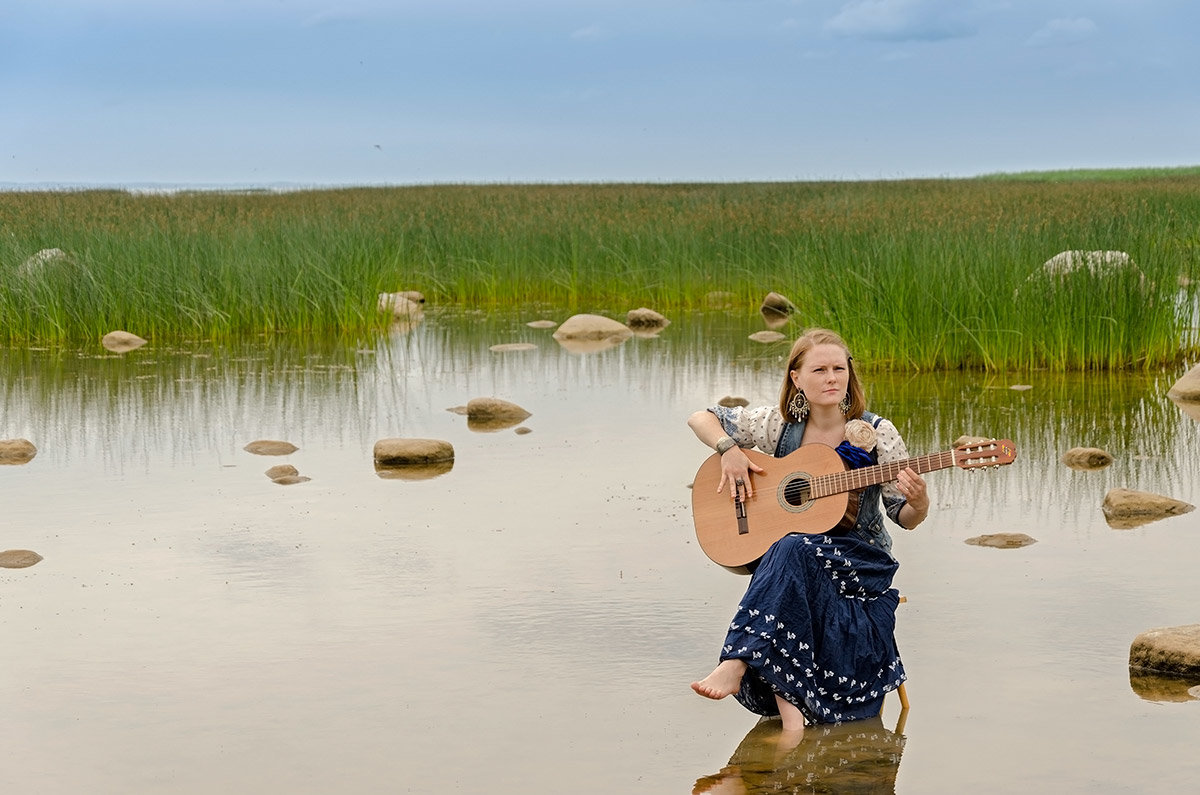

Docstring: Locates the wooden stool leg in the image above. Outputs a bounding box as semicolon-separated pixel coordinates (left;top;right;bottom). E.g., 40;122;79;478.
897;682;910;710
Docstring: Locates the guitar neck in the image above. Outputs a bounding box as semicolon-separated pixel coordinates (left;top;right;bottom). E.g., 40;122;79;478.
813;450;956;497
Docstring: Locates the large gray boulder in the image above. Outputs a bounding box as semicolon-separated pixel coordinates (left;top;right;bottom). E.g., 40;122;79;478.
1129;625;1200;677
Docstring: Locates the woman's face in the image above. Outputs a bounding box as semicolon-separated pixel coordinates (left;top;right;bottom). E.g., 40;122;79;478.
790;343;850;409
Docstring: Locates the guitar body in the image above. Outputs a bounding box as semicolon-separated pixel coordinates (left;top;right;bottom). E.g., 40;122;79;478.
691;445;852;573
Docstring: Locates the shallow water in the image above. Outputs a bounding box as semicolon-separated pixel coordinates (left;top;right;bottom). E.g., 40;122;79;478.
2;309;1198;794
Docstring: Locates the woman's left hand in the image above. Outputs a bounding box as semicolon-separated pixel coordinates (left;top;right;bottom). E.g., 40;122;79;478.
896;467;930;527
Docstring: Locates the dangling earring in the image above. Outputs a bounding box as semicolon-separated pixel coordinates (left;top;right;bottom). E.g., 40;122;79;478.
838;393;851;415
788;391;810;422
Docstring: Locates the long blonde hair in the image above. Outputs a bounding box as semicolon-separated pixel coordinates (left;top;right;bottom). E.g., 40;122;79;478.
777;328;866;420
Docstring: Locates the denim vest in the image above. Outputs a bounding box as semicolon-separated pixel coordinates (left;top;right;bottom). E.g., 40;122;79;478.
773;411;894;555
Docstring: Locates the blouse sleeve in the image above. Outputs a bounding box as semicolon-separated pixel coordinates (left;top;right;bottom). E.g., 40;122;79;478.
874;418;911;527
706;405;785;454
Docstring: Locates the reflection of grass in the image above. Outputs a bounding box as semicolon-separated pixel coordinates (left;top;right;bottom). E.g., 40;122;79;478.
2;179;1198;369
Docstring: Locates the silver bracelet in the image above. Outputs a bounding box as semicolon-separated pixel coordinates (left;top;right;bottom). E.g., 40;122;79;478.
714;436;738;455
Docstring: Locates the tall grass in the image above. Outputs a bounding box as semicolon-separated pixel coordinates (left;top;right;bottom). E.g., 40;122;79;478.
1;177;1197;370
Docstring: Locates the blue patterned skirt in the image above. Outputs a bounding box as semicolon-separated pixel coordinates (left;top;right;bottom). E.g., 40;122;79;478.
719;532;905;724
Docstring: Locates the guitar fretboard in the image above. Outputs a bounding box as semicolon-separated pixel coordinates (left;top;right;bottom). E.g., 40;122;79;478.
813;451;956;497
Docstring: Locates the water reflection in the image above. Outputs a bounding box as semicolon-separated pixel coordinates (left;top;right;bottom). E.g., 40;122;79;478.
2;308;1199;794
694;714;907;795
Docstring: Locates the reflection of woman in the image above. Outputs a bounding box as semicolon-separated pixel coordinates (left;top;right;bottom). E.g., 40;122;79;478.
688;329;929;732
693;715;907;795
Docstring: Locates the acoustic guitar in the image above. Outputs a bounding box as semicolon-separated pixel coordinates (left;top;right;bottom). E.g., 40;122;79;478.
691;438;1016;573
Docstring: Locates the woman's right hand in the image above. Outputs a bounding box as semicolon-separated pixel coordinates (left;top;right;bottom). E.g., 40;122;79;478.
719;448;765;501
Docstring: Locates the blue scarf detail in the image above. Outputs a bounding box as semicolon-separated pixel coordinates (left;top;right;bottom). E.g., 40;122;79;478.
835;441;874;470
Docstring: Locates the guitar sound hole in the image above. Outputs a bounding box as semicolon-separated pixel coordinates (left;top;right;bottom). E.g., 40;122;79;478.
782;477;811;507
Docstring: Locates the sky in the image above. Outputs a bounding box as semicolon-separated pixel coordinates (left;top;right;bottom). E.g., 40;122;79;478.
2;0;1198;187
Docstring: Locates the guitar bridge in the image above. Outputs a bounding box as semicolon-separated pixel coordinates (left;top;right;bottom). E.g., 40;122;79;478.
735;494;749;535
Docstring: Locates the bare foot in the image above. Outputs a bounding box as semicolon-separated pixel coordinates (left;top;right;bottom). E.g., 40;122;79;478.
691;659;747;700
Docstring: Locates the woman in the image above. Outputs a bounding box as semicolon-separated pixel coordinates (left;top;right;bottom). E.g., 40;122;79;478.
688;328;929;733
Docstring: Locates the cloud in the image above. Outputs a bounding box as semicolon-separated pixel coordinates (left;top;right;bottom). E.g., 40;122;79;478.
1026;17;1097;48
825;0;976;42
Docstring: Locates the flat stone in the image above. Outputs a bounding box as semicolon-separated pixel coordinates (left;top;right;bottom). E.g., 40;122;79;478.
489;343;538;352
748;330;786;343
0;549;43;569
964;533;1038;549
244;440;299;456
0;438;37;464
265;465;300;480
718;395;749;408
271;475;311;485
526;320;558;329
1129;625;1200;677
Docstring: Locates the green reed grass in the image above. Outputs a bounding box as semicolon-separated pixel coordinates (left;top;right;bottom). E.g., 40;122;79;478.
2;176;1198;370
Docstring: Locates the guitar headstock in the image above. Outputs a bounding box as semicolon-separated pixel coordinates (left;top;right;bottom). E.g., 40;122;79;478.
953;438;1017;470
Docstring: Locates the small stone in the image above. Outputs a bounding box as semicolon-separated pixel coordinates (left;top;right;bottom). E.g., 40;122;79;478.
265;465;299;480
101;330;148;353
760;291;795;315
0;438;37;464
244;440;299;456
514;427;533;435
467;397;531;423
271;475;311;485
551;314;633;342
1009;384;1033;391
489;343;538;352
964;533;1038;549
718;396;749;408
0;549;43;569
526;320;558;329
626;307;670;329
749;330;786;343
1062;447;1114;470
1168;363;1200;402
